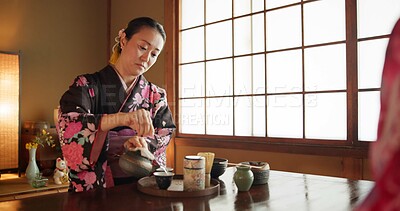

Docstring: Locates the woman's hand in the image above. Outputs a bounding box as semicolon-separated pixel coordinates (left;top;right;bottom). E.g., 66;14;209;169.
124;136;148;150
125;109;155;137
100;109;155;136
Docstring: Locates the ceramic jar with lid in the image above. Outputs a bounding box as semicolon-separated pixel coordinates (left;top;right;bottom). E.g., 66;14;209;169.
183;155;205;191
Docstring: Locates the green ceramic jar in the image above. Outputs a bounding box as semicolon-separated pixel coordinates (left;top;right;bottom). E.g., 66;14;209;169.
233;165;254;191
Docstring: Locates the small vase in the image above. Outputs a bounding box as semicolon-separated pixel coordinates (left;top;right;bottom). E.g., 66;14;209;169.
233;165;254;192
26;148;40;183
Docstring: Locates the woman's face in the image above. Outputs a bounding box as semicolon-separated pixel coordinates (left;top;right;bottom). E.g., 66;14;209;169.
119;27;164;78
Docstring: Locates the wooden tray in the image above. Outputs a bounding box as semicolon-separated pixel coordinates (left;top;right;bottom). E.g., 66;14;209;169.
137;175;219;197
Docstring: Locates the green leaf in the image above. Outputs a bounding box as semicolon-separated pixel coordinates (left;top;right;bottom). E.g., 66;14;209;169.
77;137;86;145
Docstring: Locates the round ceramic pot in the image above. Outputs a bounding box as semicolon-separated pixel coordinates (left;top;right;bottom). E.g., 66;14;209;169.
210;158;228;179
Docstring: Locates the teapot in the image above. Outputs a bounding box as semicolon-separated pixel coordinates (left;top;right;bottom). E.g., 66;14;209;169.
118;150;153;179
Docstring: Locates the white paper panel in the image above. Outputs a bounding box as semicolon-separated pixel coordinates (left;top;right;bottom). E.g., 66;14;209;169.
234;96;266;137
304;44;346;91
206;21;232;59
206;0;232;23
267;49;302;93
234;0;251;17
358;38;389;89
206;97;233;135
305;93;347;140
235;96;253;136
266;5;302;51
234;16;252;56
206;59;233;96
181;27;204;63
180;99;205;134
267;94;303;138
253;54;266;94
358;0;400;38
181;0;204;29
266;0;300;10
304;0;345;45
358;91;380;142
180;63;205;98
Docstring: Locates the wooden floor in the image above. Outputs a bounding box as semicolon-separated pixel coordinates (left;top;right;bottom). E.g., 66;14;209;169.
0;173;68;202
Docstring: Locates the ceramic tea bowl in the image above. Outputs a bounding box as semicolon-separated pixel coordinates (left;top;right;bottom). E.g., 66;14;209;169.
118;150;153;179
153;172;175;190
211;157;228;179
240;161;270;185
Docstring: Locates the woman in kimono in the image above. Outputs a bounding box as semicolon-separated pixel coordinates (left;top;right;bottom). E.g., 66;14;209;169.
57;17;175;192
355;18;400;210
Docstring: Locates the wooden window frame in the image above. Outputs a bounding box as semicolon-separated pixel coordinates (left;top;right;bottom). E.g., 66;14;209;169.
163;0;391;159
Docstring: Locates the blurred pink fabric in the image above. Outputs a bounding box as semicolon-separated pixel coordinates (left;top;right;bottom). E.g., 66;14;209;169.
355;18;400;211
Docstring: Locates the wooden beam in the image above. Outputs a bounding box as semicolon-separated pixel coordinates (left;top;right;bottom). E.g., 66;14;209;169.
175;137;369;158
342;157;362;179
164;0;178;169
106;0;111;61
346;0;358;144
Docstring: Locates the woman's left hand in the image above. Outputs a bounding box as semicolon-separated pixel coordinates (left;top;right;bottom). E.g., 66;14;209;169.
124;136;148;150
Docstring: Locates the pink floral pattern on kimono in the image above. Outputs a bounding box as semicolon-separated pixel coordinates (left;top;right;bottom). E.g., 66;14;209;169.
63;122;82;139
62;142;84;171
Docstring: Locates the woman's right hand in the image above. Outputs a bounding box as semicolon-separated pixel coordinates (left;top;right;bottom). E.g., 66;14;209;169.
124;109;155;137
100;109;155;136
124;136;148;150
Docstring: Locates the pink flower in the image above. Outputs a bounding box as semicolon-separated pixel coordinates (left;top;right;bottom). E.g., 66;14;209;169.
83;172;96;184
58;116;67;129
142;103;149;108
157;128;170;136
83;123;96;143
134;93;143;104
118;29;125;38
71;181;84;192
141;85;150;98
83;129;95;143
63;122;83;139
62;142;84;171
78;171;96;185
88;88;95;97
76;76;88;87
151;85;157;92
153;91;161;103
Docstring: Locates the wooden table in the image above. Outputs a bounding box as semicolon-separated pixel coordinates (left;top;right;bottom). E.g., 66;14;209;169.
0;167;374;210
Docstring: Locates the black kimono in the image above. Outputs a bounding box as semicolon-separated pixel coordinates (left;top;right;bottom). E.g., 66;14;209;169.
57;65;175;192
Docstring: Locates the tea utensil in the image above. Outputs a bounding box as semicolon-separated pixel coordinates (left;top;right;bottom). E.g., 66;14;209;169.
227;162;264;169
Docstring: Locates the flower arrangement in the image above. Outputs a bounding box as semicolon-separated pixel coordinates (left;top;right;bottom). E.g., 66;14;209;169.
25;129;56;150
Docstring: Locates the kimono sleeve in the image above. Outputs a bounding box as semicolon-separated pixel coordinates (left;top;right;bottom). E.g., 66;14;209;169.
148;86;176;166
58;75;106;172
